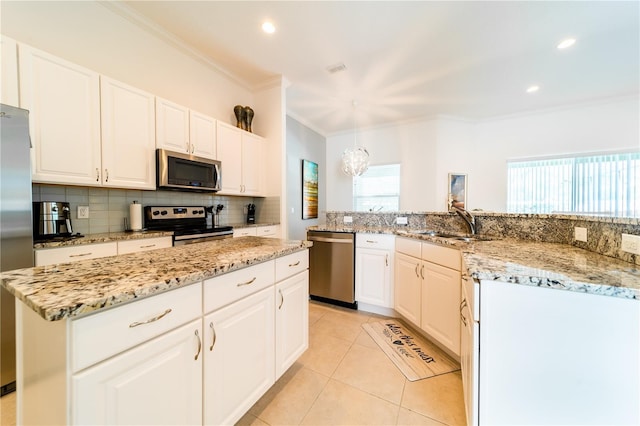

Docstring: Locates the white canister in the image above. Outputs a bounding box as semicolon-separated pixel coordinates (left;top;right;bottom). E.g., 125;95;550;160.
129;201;143;231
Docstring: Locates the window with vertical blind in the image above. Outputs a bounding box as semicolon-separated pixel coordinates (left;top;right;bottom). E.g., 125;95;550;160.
353;164;400;212
507;151;640;217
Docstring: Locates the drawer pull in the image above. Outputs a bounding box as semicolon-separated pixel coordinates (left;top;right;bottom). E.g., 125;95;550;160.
385;254;388;267
139;244;156;249
289;260;301;267
209;322;216;351
129;308;172;328
69;252;92;258
194;329;202;361
366;240;378;244
278;289;284;310
96;168;100;182
237;277;257;287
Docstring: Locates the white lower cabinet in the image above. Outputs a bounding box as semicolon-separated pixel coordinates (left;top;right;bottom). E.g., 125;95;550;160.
275;270;309;379
394;252;422;326
394;237;461;357
355;233;395;312
72;319;203;425
204;286;275;426
17;249;310;425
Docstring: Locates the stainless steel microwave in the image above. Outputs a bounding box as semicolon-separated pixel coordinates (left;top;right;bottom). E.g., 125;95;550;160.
156;149;221;192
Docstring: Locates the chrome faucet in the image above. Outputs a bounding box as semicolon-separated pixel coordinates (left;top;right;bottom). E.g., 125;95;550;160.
452;206;476;235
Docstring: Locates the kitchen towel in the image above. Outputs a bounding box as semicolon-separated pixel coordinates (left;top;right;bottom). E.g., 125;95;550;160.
129;201;143;231
362;319;460;381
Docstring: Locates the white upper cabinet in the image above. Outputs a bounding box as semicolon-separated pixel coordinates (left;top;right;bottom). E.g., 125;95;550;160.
189;110;217;159
241;131;263;196
156;97;190;153
100;77;156;189
156;97;217;159
20;44;102;186
217;121;264;196
1;35;19;107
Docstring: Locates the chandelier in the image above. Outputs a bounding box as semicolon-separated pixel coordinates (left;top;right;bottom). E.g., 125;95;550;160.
341;101;370;177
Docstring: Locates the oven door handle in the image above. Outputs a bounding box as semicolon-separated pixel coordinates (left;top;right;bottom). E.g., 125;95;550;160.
174;231;233;241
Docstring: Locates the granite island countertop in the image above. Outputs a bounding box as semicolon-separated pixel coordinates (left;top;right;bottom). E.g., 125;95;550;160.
309;225;640;301
2;237;312;321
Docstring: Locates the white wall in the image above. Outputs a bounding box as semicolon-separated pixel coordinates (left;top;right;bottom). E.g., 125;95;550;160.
1;1;253;129
472;96;640;211
326;96;639;212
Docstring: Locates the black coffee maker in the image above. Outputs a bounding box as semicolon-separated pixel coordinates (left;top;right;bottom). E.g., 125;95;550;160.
246;203;256;224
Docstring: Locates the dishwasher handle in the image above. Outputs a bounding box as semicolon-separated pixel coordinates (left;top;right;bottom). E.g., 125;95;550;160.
308;236;353;244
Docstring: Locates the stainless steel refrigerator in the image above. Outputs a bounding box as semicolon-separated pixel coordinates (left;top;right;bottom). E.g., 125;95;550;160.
0;104;33;396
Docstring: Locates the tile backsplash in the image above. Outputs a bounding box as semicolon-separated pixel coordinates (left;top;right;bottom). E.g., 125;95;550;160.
33;184;280;235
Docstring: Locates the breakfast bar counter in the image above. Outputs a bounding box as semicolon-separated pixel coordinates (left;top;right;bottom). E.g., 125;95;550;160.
1;236;312;321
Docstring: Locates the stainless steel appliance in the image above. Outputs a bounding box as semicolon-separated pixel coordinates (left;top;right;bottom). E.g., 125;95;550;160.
156;149;221;192
144;206;233;245
32;201;82;242
1;104;33;396
307;230;356;308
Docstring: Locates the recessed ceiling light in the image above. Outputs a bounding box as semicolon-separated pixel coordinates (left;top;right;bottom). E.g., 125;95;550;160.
526;85;540;93
557;38;576;49
262;21;276;34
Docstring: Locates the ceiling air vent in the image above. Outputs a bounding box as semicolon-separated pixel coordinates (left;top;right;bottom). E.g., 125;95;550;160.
326;62;347;74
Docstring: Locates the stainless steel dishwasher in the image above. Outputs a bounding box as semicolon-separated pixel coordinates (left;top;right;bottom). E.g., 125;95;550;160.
307;230;356;309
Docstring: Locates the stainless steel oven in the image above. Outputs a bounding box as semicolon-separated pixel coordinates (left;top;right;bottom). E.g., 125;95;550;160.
144;206;233;245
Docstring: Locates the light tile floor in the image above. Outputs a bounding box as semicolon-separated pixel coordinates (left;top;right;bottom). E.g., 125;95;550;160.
0;301;466;426
238;301;466;426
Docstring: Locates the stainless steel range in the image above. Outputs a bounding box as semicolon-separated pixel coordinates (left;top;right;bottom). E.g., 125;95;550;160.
144;206;233;245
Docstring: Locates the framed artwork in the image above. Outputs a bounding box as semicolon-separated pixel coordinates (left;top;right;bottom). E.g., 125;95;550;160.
302;159;318;219
448;173;467;211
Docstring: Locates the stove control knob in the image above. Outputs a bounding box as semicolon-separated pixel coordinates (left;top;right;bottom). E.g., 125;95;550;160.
152;210;160;216
198;209;204;214
192;210;198;215
160;210;168;216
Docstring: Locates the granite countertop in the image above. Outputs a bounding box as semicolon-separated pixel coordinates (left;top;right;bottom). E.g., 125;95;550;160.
2;237;311;321
310;225;640;301
34;230;174;249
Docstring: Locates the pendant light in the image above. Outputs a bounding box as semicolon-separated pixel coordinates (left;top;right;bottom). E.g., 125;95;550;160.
341;100;370;176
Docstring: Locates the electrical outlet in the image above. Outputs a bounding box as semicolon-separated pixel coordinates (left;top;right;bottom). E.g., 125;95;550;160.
343;216;353;224
621;234;640;255
574;227;587;242
77;206;89;219
396;216;408;225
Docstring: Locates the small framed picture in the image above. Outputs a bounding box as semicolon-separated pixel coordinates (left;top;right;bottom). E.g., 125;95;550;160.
302;159;318;219
448;173;467;211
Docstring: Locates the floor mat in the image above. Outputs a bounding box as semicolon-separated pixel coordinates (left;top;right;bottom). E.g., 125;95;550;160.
362;319;460;381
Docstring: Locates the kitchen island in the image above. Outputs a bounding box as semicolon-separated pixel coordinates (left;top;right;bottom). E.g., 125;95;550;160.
1;237;311;425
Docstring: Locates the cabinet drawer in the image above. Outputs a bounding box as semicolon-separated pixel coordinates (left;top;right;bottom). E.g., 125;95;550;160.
356;233;395;249
257;225;279;238
421;241;461;271
34;242;118;267
117;236;172;254
204;260;275;313
395;237;421;258
71;282;202;372
233;227;257;238
275;250;309;282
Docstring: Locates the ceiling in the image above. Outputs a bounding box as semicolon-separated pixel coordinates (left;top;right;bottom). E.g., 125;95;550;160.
122;1;639;136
